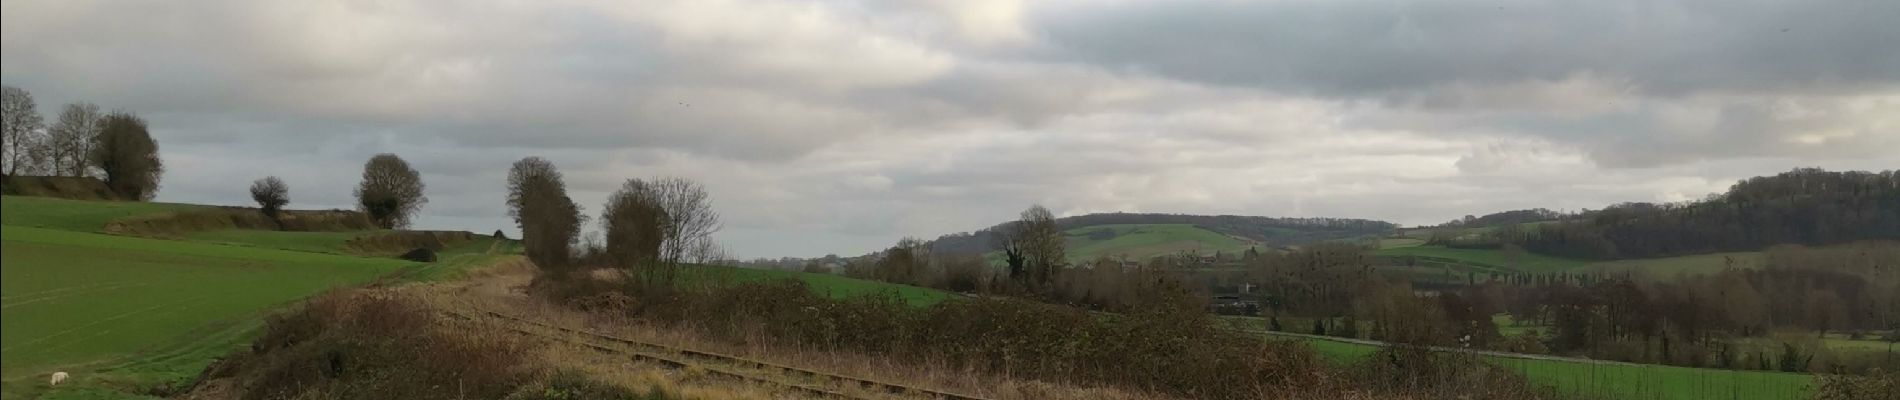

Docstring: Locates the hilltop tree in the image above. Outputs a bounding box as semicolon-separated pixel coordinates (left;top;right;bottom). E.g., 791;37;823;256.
47;102;104;177
353;153;427;229
250;176;289;220
506;157;584;274
2;85;47;176
91;112;164;200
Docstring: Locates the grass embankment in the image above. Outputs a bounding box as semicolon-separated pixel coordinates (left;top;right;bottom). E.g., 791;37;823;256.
0;196;511;399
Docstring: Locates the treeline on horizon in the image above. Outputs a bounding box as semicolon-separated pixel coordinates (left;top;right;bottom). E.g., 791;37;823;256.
1431;168;1900;260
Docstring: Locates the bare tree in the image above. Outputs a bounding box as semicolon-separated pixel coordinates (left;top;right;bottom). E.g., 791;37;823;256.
2;85;47;176
91;112;164;200
875;237;934;285
1004;204;1066;286
353;153;427;228
649;177;721;268
601;177;721;290
48;102;104;177
603;179;670;289
250;176;289;220
507;157;584;274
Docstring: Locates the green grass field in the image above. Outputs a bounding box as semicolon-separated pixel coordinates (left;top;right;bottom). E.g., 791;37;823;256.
0;226;410;399
1064;224;1253;262
0;196;510;399
0;197;204;233
1288;335;1814;400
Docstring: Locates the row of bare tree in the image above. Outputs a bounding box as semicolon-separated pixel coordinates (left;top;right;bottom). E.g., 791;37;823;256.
2;84;164;200
502;157;721;292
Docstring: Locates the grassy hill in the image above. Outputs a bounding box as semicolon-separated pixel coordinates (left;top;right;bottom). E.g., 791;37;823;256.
1063;224;1255;262
0;196;509;399
927;212;1393;258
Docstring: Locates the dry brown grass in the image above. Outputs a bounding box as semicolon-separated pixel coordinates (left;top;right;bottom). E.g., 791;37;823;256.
531;341;783;400
0;175;123;200
409;272;1180;400
203;257;1482;400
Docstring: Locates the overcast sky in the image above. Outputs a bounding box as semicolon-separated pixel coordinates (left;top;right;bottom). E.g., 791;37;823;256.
4;0;1896;258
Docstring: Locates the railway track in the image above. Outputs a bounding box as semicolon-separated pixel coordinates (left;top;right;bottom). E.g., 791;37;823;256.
439;308;989;400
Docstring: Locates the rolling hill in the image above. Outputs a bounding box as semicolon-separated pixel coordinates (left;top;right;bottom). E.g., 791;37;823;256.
925;212;1396;262
1063;224;1255;262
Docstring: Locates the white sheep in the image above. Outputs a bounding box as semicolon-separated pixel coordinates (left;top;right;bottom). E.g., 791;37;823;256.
50;371;68;386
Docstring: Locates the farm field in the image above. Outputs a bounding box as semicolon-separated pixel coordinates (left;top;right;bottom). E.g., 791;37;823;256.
0;197;511;399
0;226;410;399
1285;334;1814;400
1225;314;1822;399
1063;223;1254;262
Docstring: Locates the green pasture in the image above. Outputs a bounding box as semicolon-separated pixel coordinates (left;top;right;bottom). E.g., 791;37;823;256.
0;196;512;399
0;226;410;399
1064;224;1253;262
1289;334;1814;400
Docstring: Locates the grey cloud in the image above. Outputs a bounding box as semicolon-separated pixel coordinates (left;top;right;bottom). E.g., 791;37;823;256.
1039;0;1900;98
5;0;1897;259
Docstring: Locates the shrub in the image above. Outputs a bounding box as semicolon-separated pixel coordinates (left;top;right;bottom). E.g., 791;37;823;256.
399;248;437;262
504;369;660;400
229;291;533;400
1346;347;1557;400
1812;368;1899;400
604;279;1329;399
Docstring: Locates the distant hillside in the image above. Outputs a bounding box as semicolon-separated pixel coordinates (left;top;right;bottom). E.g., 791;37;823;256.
1063;224;1255;261
1448;168;1900;260
929;212;1396;256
